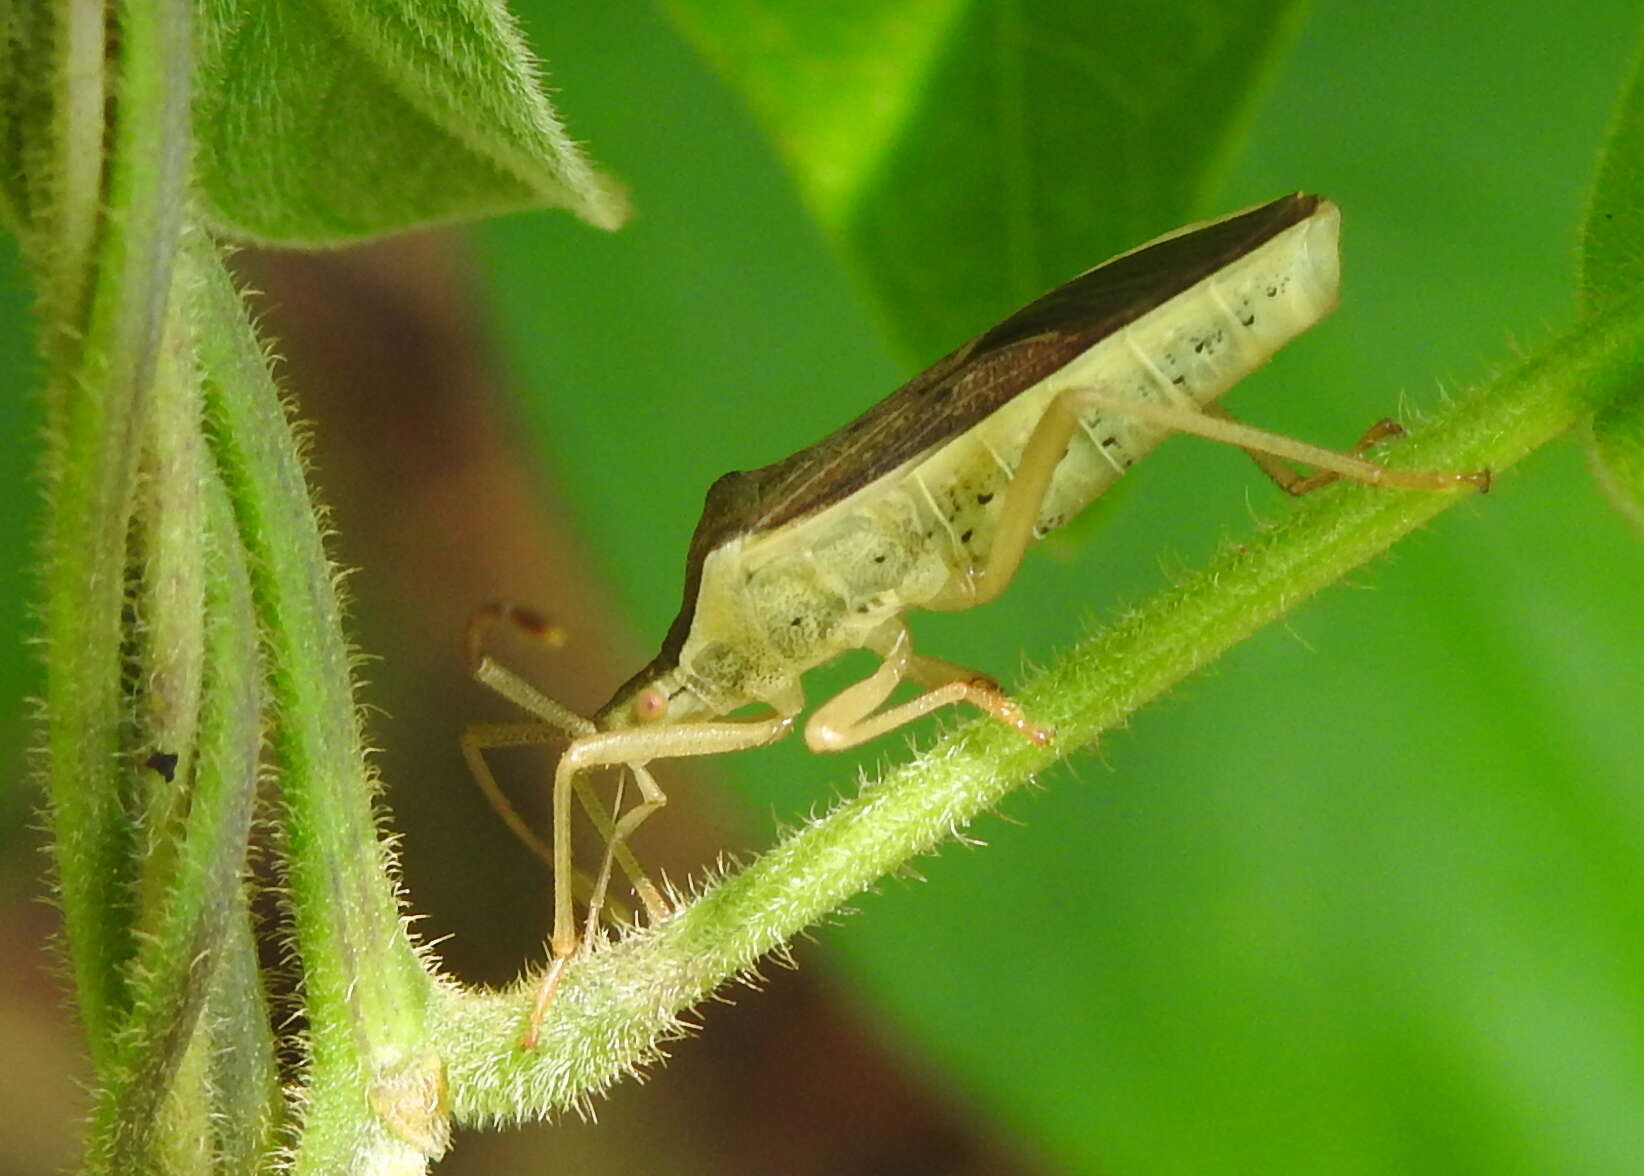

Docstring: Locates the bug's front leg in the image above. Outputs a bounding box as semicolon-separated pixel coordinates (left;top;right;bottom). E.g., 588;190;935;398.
523;710;797;1049
461;718;670;923
805;622;1052;753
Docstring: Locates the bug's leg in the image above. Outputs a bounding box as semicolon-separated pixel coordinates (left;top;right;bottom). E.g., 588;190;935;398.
894;645;1052;742
1203;405;1414;496
461;720;630;917
580;772;627;945
526;737;585;1048
579;760;671;948
465;599;677;921
522;710;797;1048
956;382;1101;608
806;622;1052;752
1066;387;1491;493
578;765;670;924
948;382;1414;608
462;708;665;925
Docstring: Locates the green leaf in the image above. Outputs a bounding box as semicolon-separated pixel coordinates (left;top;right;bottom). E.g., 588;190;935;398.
1582;34;1644;313
195;0;629;244
1583;31;1644;532
1590;395;1644;536
665;0;1306;360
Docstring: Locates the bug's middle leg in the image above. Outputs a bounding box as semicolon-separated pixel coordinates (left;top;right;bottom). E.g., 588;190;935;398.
806;621;1052;752
953;382;1103;609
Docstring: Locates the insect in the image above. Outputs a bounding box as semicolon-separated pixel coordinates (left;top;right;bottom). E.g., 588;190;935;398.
464;192;1487;1047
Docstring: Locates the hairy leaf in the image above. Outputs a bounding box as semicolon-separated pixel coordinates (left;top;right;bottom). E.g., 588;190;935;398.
195;0;628;243
1583;32;1644;533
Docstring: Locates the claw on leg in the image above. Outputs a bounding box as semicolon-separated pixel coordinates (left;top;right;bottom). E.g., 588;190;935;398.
964;678;1055;745
522;953;573;1050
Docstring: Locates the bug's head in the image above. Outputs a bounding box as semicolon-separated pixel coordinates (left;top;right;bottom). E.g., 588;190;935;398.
593;661;710;732
466;599;712;736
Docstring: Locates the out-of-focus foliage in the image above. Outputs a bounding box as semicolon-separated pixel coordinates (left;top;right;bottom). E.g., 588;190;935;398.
664;0;1305;362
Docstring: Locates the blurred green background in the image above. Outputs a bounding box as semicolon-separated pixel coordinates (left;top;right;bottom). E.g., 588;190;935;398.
6;1;1644;1173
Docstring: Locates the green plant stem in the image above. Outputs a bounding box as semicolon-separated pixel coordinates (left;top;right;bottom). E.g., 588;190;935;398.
132;261;206;924
43;0;105;322
192;239;448;1170
92;454;265;1173
203;906;285;1171
434;280;1644;1123
41;0;193;1070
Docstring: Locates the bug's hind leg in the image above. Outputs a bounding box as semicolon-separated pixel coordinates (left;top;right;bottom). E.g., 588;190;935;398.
1203;406;1418;496
1068;387;1490;493
955;383;1100;609
805;622;1053;752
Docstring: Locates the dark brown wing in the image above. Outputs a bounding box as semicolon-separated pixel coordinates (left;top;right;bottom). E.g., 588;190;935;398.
629;193;1322;684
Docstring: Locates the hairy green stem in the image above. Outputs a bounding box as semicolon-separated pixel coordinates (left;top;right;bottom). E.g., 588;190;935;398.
94;454;265;1173
434;281;1644;1122
192;239;447;1171
41;0;194;1068
202;904;285;1170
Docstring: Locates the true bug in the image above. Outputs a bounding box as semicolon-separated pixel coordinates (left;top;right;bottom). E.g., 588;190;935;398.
464;193;1486;1047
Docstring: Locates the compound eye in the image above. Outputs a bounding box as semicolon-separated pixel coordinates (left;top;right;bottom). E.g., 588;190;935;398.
631;685;669;724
